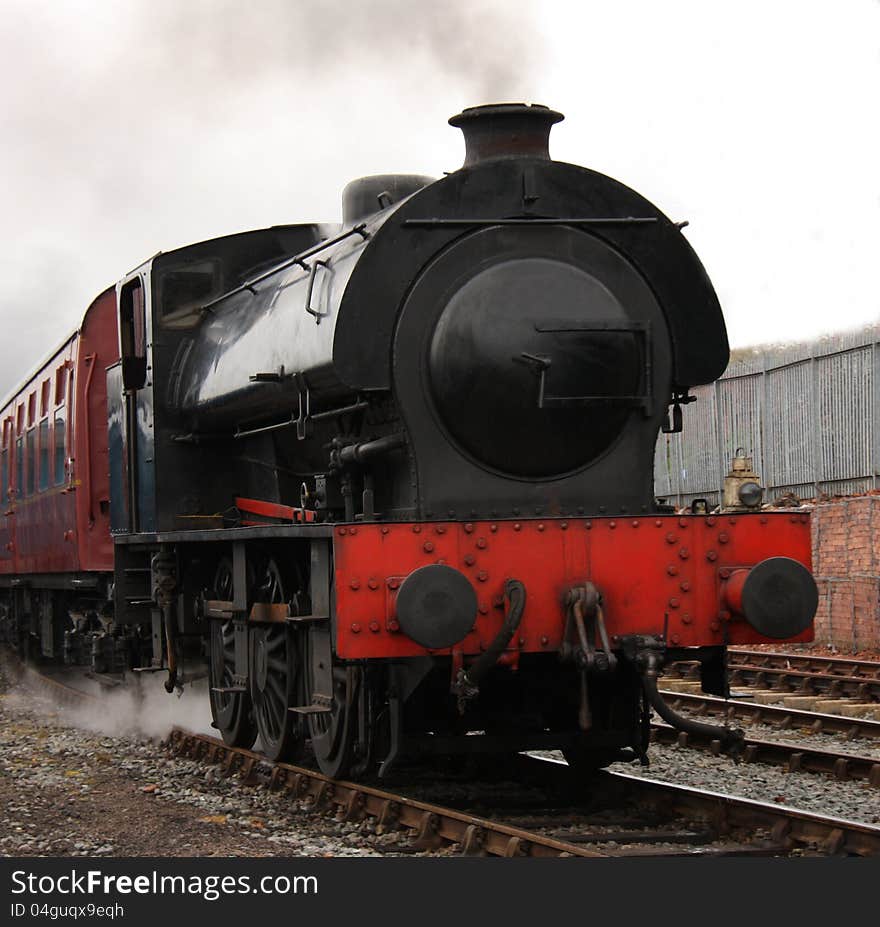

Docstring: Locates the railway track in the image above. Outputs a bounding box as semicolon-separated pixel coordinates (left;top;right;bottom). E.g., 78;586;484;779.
7;650;880;857
660;689;880;740
668;649;880;703
649;722;880;787
729;649;880;680
166;728;880;857
3;658;101;707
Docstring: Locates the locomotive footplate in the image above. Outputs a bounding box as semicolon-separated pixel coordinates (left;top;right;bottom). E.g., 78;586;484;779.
333;513;816;661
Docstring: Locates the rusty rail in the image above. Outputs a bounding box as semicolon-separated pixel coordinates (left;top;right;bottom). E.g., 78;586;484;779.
650;722;880;788
728;649;880;680
600;766;880;857
169;729;880;858
4;658;100;706
660;689;880;740
667;651;880;701
727;664;880;701
166;730;605;858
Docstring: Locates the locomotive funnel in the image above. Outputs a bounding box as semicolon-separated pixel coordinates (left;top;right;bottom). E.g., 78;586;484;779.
449;102;564;167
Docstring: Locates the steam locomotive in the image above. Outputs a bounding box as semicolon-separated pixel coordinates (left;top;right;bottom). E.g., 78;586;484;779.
0;104;818;778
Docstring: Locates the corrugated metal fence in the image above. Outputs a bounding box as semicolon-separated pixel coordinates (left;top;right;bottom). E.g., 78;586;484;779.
654;324;880;506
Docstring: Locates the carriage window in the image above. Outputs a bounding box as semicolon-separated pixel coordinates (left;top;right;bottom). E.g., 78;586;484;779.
25;429;35;496
27;394;35;427
55;367;66;405
55;408;67;486
158;260;221;329
15;437;22;496
39;419;49;491
16;406;23;434
40;380;50;417
0;422;7;503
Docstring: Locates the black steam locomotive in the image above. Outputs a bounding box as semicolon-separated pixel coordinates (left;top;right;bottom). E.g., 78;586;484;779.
57;103;816;778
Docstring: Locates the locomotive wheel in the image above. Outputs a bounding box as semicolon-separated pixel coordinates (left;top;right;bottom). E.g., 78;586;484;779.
306;656;361;779
249;559;305;761
208;559;257;749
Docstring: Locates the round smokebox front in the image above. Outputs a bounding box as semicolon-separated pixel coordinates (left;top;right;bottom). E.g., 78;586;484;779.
426;230;646;479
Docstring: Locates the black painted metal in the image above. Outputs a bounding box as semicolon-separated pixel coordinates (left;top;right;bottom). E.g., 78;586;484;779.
395;564;478;649
342;174;435;225
427;251;651;477
107;101;728;537
105;102;729;527
449;103;563;166
333;158;727;393
394;223;671;515
402;217;659;227
740;557;819;639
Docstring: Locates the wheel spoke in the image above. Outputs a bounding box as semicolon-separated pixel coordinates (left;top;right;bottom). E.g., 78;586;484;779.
269;695;286;731
267;655;287;674
267;668;285;694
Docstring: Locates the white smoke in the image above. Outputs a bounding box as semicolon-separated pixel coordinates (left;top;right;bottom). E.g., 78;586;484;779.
0;0;546;397
64;673;215;741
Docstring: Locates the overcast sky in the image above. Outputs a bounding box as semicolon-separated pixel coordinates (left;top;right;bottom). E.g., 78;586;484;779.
1;0;878;395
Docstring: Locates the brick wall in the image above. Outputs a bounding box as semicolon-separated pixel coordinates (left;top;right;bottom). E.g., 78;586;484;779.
810;496;880;650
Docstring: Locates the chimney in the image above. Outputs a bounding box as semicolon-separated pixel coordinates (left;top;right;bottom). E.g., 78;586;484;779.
448;103;564;168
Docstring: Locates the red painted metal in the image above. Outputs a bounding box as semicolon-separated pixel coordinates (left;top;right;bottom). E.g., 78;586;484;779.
722;569;749;615
333;513;815;660
76;288;117;572
0;287;117;579
235;496;316;525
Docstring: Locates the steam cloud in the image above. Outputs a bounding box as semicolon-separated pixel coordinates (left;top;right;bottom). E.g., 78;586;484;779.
66;674;215;741
0;0;545;396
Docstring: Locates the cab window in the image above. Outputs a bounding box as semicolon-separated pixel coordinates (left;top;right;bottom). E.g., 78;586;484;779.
158;260;221;330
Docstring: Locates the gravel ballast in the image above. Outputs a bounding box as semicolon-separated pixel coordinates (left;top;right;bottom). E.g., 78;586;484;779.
0;667;436;858
610;741;880;825
2;661;879;857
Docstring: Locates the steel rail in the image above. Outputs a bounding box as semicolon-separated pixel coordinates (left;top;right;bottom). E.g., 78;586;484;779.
660;689;880;740
666;652;880;701
649;722;880;787
726;664;880;701
5;659;100;706
168;730;880;858
166;730;606;858
596;765;880;857
728;649;880;679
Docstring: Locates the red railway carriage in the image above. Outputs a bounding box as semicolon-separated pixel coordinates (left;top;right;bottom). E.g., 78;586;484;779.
0;287;117;655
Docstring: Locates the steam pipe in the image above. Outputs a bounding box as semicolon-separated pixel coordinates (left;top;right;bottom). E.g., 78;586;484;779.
640;664;743;755
453;579;526;707
163;602;178;693
337;432;406;467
